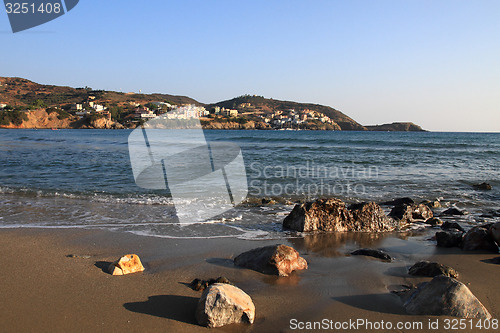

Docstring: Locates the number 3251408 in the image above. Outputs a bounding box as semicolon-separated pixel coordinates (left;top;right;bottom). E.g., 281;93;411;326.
5;2;61;14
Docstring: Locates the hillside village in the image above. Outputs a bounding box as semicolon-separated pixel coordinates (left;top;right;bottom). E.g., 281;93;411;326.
0;77;425;131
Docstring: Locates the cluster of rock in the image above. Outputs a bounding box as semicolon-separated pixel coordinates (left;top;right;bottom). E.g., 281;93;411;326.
283;199;399;232
190;276;232;291
436;222;500;253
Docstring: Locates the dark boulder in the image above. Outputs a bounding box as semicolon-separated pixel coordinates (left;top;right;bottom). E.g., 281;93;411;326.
408;260;458;278
234;244;307;277
350;248;392;261
381;197;414;206
404;276;491;319
462;225;498;253
436;231;463;248
441;221;465;232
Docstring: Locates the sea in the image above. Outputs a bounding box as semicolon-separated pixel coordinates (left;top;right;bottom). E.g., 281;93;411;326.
0;129;498;239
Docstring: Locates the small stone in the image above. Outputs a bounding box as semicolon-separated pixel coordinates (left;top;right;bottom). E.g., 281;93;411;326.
408;260;458;278
350;248;392;261
108;254;145;276
381;197;414;206
195;284;255;328
440;207;467;216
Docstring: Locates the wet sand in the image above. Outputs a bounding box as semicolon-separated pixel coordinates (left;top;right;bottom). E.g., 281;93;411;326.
0;227;498;332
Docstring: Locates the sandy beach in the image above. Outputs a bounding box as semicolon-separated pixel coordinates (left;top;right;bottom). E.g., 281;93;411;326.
0;227;498;332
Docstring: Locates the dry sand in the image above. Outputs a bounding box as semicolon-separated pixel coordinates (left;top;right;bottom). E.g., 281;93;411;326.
0;228;498;332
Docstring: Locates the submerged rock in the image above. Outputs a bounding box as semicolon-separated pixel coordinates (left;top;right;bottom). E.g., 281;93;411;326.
404;276;491;319
389;203;433;223
234;244;307;277
381;197;414;206
283;199;398;232
473;182;492;191
436;231;463;248
408;261;458;278
441;207;467;216
441;221;465;232
108;254;145;275
425;217;443;226
195;283;255;328
462;225;498;253
350;248;392;261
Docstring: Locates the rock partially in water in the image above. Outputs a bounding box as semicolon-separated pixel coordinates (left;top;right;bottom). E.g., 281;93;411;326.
404;276;491;319
440;207;467;216
195;283;255;328
422;200;442;208
436;231;463;248
348;202;399;232
425;217;443;226
462;225;498;253
389;203;433;223
408;260;458;278
381;197;414;206
441;221;465;232
234;244;307;277
473;182;492;191
283;198;353;232
108;254;145;276
350;248;392;261
283;199;398;232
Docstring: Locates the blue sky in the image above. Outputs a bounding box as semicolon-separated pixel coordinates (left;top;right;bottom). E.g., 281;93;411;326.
1;0;499;131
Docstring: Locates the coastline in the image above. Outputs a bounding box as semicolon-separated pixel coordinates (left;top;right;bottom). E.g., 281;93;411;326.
1;227;498;332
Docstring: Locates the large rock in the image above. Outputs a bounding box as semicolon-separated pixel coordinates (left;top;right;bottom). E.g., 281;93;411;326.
404;276;491;319
234;244;307;277
283;199;397;232
389;203;433;223
195;283;255;328
408;261;458;278
462;225;498;252
490;222;500;245
283;198;353;232
425;217;443;226
108;254;145;275
348;202;399;232
436;231;463;248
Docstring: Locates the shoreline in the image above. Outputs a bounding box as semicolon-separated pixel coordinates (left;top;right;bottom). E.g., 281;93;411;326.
1;227;498;332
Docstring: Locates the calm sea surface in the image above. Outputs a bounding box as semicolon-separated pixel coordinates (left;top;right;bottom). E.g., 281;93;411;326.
0;129;498;239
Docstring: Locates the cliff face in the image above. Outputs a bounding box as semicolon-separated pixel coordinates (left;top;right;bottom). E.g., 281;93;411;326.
365;122;426;132
0;110;124;129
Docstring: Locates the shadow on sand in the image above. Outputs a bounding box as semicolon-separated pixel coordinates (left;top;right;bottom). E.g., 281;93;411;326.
124;295;199;325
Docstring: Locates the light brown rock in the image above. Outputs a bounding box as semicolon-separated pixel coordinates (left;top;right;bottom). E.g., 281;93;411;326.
234;244;307;277
195;283;255;328
108;254;145;275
